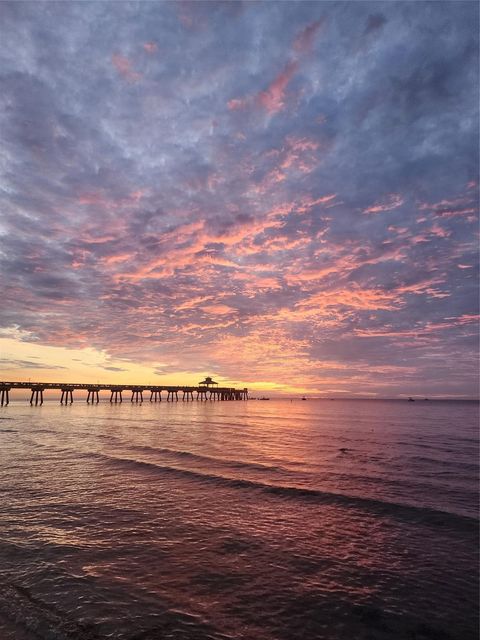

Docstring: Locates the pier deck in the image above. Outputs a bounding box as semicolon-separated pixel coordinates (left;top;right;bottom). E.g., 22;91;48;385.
0;382;248;405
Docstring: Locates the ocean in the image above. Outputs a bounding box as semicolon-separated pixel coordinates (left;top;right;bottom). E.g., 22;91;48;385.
0;398;478;640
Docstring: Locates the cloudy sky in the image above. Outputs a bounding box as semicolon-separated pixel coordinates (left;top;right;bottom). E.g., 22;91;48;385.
0;1;478;397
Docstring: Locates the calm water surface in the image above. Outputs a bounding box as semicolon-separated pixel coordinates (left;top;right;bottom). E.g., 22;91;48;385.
0;398;478;639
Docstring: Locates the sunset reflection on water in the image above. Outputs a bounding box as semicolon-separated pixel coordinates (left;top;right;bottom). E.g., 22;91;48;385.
0;399;477;639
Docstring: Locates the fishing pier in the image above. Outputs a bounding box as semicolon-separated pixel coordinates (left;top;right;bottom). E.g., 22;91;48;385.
0;377;248;406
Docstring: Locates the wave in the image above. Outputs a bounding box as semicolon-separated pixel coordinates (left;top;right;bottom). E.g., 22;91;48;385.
89;451;478;533
31;428;58;434
31;429;290;475
411;456;479;471
126;443;290;474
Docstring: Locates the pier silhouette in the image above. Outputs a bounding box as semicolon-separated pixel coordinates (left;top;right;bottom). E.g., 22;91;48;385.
0;380;248;406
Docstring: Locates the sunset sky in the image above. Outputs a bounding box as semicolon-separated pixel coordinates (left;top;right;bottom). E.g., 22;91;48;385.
0;1;478;397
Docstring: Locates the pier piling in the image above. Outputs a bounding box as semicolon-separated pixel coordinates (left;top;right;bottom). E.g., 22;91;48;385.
30;386;44;405
60;388;74;404
131;389;143;403
110;390;123;403
86;388;100;403
0;386;10;406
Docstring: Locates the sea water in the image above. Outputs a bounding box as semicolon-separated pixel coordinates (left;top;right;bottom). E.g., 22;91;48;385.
0;398;478;639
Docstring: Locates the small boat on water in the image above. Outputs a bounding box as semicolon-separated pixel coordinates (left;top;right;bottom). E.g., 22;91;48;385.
408;397;415;402
259;397;270;400
301;396;307;400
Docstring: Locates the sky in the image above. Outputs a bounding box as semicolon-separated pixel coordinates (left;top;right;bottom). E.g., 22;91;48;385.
0;1;478;397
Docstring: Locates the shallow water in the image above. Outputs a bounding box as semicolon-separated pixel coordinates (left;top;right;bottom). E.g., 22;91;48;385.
0;398;478;639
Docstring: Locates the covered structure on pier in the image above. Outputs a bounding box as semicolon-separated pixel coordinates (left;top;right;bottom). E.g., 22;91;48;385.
198;376;218;388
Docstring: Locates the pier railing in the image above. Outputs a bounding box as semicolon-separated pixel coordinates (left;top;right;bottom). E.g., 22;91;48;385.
0;382;248;406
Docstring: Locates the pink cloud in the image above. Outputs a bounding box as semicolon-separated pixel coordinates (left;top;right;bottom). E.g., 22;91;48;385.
355;314;479;339
418;196;477;219
143;42;158;54
296;287;400;312
453;314;480;324
102;253;135;266
429;223;451;238
388;225;409;235
296;193;337;214
175;296;218;312
363;194;404;214
261;235;310;254
227;98;248;111
257;61;299;113
278;135;322;173
230;18;326;117
437;208;476;219
285;263;344;286
285;136;320;153
131;189;145;202
77;190;144;211
293;18;326;54
201;304;235;315
236;274;281;292
111;54;142;82
395;276;449;298
71;249;89;270
118;205;295;282
284;242;408;287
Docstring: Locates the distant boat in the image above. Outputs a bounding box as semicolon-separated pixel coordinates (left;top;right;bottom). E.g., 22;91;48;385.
301;396;307;400
259;397;270;400
408;397;415;402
